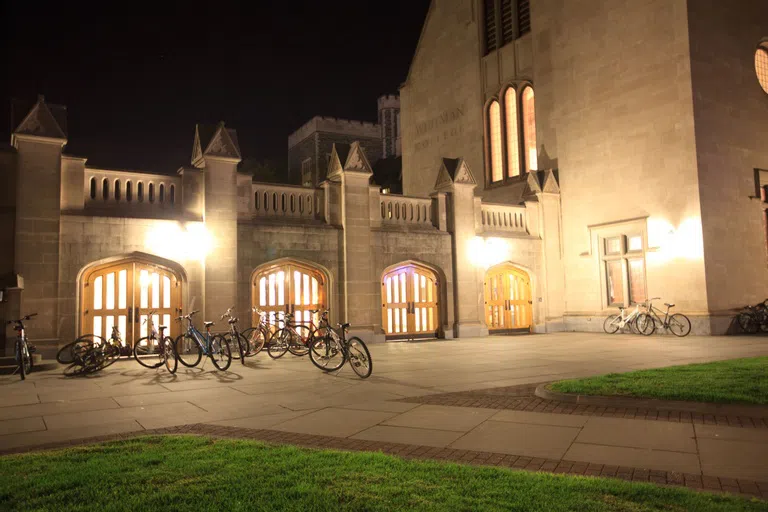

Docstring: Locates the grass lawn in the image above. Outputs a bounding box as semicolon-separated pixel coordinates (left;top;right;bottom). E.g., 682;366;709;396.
550;357;768;404
0;436;764;511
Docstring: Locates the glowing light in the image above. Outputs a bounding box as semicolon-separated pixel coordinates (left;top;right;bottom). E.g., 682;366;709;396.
145;222;214;263
468;237;511;269
647;216;704;262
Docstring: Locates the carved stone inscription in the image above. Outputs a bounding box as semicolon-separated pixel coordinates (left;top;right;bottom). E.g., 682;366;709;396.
414;106;465;151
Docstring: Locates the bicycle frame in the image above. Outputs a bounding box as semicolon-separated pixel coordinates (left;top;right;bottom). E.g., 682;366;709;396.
183;320;216;355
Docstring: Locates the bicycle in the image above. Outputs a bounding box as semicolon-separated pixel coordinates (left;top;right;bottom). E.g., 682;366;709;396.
7;313;37;380
635;297;691;337
239;307;270;358
58;325;122;376
736;299;768;334
133;312;177;374
267;312;312;359
174;310;232;371
603;303;642;334
219;307;251;365
308;311;373;379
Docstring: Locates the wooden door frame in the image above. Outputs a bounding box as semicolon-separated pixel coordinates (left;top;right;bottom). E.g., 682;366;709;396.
484;262;534;334
76;252;187;343
381;260;442;340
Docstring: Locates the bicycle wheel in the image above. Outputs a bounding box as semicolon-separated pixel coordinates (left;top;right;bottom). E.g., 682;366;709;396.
57;335;101;364
163;337;178;374
241;326;267;356
308;335;345;372
737;313;758;334
347;337;373;379
17;342;28;380
267;329;290;359
635;313;656;336
603;315;621;334
226;332;248;363
209;334;232;371
287;325;311;357
668;314;691;337
175;333;203;367
133;336;164;369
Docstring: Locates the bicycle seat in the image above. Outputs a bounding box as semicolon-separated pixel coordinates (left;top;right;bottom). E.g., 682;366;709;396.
158;325;167;330
664;303;675;308
340;322;350;329
204;321;215;328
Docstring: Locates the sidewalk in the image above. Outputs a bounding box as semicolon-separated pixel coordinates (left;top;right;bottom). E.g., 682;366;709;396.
1;332;767;494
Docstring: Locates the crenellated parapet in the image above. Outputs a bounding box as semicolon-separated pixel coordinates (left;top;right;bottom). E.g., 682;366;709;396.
288;116;381;148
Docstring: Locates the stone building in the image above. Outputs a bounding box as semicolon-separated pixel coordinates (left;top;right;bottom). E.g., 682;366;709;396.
1;1;767;357
287;95;401;187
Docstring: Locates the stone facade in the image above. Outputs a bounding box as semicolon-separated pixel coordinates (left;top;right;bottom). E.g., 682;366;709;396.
400;0;768;335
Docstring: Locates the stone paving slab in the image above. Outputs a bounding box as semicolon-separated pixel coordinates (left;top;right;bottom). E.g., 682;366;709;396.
351;425;464;448
490;409;589;428
270;408;399;438
564;443;702;475
449;420;581;460
0;416;47;436
0;397;120;421
576;416;697;453
698;438;768;482
382;405;496;432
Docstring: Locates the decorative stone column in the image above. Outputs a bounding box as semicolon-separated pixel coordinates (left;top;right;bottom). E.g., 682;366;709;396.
191;122;242;323
433;158;488;338
326;142;377;338
11;96;67;344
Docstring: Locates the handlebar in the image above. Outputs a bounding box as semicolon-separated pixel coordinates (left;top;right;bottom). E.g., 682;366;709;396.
6;313;37;325
220;306;235;320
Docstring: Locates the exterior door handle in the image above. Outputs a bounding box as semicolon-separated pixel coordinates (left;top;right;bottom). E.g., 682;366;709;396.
127;306;133;323
135;307;140;323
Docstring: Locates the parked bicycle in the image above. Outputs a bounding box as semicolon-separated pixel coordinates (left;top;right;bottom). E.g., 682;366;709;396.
174;310;232;371
736;299;768;334
7;313;37;380
267;312;312;359
308;311;372;379
603;303;642;334
133;312;177;374
635;297;691;337
239;307;270;357
57;325;122;376
220;307;252;365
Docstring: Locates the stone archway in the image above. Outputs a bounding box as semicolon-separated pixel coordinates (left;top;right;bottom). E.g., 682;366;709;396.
381;261;441;340
484;262;532;333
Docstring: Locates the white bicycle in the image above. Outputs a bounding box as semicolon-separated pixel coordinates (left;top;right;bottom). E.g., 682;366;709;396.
603;303;642;334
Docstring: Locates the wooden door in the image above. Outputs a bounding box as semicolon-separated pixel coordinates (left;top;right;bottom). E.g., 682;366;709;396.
382;264;439;339
484;264;532;333
81;260;182;346
252;262;325;329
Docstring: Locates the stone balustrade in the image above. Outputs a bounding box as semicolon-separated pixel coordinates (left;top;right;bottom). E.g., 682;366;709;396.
379;194;433;228
479;202;528;234
251;183;324;220
84;169;180;213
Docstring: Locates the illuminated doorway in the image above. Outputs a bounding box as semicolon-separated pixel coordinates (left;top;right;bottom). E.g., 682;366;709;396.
484;263;532;333
80;259;182;346
381;262;439;340
252;260;326;328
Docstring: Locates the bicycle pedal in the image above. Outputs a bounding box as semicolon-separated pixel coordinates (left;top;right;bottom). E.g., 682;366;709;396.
28;345;37;353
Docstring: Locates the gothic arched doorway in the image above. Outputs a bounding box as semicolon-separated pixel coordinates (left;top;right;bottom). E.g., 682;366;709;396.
484;263;532;333
80;257;183;347
251;259;327;329
381;262;440;340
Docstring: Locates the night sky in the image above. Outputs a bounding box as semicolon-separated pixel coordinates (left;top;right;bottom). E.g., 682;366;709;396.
1;1;430;175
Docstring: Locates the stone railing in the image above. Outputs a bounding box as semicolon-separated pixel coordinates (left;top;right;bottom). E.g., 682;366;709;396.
479;202;528;234
379;195;433;227
252;183;324;220
84;169;180;213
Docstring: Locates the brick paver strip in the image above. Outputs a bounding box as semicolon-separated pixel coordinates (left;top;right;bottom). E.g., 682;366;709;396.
1;423;766;500
397;383;768;429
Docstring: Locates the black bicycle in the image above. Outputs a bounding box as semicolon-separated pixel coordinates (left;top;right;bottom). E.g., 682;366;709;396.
58;326;122;376
133;314;178;374
308;311;372;378
737;299;768;334
220;307;251;365
7;313;37;380
635;297;691;337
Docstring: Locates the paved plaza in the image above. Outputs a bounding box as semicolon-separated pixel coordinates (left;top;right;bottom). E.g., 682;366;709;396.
1;332;768;488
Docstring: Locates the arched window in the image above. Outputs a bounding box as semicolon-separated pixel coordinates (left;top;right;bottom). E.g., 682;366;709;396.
504;87;521;178
137;182;144;202
756;43;768;94
89;177;96;199
126;181;132;202
488;100;503;183
159;183;165;203
148;183;155;203
102;178;109;200
521;86;537;172
114;179;121;201
169;184;175;205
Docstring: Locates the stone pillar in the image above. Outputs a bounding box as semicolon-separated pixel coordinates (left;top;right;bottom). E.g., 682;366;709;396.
536;171;565;331
11;97;68;344
3;286;23;356
191;122;242;323
433;158;488;338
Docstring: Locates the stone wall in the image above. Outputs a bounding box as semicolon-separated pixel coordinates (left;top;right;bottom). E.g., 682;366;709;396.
287;133;317;185
687;0;768;330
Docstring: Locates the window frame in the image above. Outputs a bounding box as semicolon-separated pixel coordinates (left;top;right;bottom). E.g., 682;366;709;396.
600;233;647;308
484;82;535;188
482;0;532;56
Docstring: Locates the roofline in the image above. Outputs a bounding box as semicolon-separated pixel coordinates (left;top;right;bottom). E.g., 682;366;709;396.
403;0;436;87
